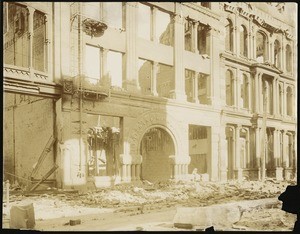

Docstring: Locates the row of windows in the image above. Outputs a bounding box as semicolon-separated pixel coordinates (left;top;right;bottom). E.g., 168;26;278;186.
225;19;293;73
225;69;294;116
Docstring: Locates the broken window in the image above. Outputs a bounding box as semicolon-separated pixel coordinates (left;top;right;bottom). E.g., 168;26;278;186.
107;51;123;88
157;63;174;98
185;69;195;102
240;74;249;109
225;19;233;52
197;24;210;55
4;3;29;68
188;125;209;174
85;44;101;84
226;70;234;106
87;115;122;177
286;86;293;116
274;40;281;68
198;74;209;104
83;2;101;21
33;11;46;72
262;78;273;114
105;2;124;29
240;25;248;57
286;44;292;73
156;9;173;46
240;128;250;169
184;19;193;52
138;58;152;95
256;31;267;63
279;84;283;115
138;3;151;40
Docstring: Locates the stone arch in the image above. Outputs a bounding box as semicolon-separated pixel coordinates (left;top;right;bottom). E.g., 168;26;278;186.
127;110;187;162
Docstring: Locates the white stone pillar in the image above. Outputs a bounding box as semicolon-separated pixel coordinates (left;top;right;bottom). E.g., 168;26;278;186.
272;77;276;116
152;7;157;43
126;164;131;182
236;69;241;110
131;164;136;181
122;164;127;181
258;73;263;113
124;2;138;91
235;125;242;180
136;164;141;181
170;9;186;100
283;82;287;117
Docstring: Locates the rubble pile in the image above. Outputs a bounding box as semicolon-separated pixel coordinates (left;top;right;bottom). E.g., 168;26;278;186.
67;179;295;210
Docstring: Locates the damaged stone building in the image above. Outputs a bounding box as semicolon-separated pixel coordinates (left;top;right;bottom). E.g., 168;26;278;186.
3;2;297;190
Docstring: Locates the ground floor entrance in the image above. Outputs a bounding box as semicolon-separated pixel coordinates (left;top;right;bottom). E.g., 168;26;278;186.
140;127;175;183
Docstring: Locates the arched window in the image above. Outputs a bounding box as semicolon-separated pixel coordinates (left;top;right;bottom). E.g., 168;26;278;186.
286;44;292;72
256;31;267;63
286;86;293;116
274;40;281;68
240;25;248;57
225;19;234;52
241;74;249;109
226;70;234;106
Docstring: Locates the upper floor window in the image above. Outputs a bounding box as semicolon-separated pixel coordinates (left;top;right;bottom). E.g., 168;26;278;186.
240;25;248;57
138;58;152;95
85;45;101;84
156;9;173;46
107;51;123;88
4;3;29;68
105;2;124;29
262;78;273;114
198;23;210;55
138;3;151;40
225;19;234;52
33;11;46;72
240;74;249;109
274;40;281;68
226;70;234;106
157;63;174;98
189;125;208;140
198;74;209;104
286;44;292;73
184;19;193;52
279;84;283;115
286;86;293;116
256;31;267;63
185;69;195;102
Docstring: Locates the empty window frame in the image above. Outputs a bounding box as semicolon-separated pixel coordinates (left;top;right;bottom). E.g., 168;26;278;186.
107;51;123;88
157;63;174;98
83;2;101;21
278;84;283;115
286;44;292;73
197;24;210;55
4;3;29;68
262;78;273;114
156;9;173;46
286;86;293;116
256;31;267;63
85;44;101;84
198;74;209;104
240;74;249;109
138;3;151;40
138;58;152;95
225;19;234;52
105;2;124;29
240;25;248;57
185;69;195;102
33;10;47;72
274;40;281;68
184;19;193;52
226;70;234;106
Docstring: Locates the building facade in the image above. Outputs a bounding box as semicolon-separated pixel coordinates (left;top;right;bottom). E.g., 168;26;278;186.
3;2;297;190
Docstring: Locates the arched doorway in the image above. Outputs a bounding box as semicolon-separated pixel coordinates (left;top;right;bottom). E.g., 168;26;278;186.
140;127;175;182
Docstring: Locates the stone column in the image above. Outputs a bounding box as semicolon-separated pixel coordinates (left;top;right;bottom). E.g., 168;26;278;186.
169;9;186;101
124;2;138;91
233;76;237;109
236;69;241;110
283;82;287;117
235;125;242;181
274;129;283;180
194;72;199;104
272;77;277;116
254;71;260;113
152;7;158;43
258;73;263;113
131;164;136;181
136;164;141;181
152;62;158;96
27;6;35;75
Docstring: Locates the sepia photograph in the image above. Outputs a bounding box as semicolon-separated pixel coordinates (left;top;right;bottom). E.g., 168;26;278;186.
2;1;298;231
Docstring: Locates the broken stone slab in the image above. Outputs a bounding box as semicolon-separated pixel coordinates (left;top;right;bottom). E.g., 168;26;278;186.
9;203;35;229
173;198;279;230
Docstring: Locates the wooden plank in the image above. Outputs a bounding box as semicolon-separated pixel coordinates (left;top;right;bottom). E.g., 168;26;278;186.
30;135;55;179
29;164;59;192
